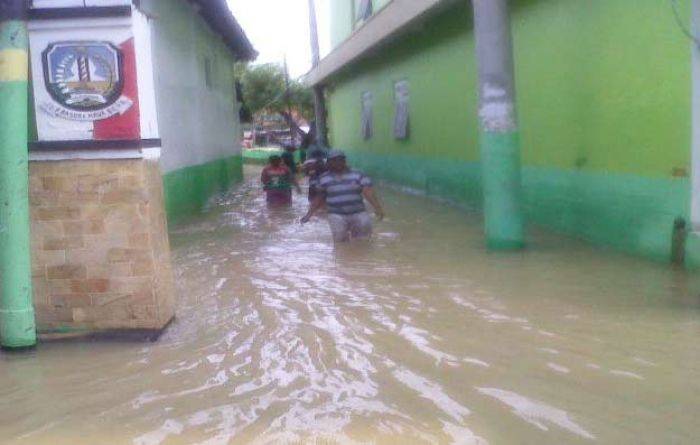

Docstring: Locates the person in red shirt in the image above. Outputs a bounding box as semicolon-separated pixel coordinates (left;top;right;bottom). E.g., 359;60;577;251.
261;155;301;207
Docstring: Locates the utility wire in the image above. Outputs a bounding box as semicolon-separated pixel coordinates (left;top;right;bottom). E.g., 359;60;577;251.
670;0;700;47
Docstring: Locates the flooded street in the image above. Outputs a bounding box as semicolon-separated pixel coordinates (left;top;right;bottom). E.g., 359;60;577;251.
2;165;700;444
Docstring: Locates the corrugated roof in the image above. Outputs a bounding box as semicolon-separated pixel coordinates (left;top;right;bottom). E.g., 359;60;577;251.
189;0;257;61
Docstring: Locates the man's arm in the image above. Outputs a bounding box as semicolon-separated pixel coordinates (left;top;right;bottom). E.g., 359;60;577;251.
301;193;326;224
362;187;384;221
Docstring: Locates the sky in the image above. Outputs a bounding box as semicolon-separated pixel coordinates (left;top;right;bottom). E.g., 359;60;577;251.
228;0;331;79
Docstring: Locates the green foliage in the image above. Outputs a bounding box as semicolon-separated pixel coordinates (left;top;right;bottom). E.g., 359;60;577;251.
236;63;314;122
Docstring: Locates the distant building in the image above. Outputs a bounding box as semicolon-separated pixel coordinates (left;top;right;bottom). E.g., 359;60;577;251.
26;0;255;338
309;0;700;267
250;111;310;148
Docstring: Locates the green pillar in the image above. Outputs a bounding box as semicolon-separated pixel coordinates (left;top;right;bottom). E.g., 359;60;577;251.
0;0;36;349
472;0;525;250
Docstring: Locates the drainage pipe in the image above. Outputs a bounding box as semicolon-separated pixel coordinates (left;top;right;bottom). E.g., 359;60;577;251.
0;0;36;349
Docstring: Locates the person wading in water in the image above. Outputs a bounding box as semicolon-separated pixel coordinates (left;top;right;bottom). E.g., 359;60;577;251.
302;149;327;203
281;145;298;176
301;150;384;242
261;155;301;207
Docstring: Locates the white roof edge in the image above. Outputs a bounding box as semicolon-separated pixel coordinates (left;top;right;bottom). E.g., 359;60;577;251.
306;0;453;86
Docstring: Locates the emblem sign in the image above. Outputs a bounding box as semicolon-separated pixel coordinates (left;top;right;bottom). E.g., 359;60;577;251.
41;41;133;121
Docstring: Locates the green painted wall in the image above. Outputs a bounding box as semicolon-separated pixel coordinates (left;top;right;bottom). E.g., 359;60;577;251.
163;155;243;223
331;0;354;49
326;0;694;263
331;0;396;49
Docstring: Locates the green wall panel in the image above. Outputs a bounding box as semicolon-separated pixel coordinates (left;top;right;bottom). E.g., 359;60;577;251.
329;5;479;161
344;149;688;262
327;0;694;263
513;0;690;176
163;155;243;223
330;0;354;49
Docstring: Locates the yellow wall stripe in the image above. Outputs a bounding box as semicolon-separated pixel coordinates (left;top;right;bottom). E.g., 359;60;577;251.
0;49;28;82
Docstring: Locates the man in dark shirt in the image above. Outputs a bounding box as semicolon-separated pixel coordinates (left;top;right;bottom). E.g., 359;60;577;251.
301;150;384;242
303;158;325;203
302;149;327;202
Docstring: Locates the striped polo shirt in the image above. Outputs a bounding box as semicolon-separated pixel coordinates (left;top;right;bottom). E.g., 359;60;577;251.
318;169;373;215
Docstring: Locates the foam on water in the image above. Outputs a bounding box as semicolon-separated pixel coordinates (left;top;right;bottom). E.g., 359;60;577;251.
476;388;595;440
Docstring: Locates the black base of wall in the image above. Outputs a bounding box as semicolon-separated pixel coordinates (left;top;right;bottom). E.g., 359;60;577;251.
36;316;176;344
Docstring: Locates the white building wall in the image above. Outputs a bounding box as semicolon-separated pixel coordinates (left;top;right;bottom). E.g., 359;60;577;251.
132;7;159;140
139;0;242;174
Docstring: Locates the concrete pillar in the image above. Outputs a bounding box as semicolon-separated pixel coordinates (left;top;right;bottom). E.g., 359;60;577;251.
472;0;525;250
0;0;36;349
308;0;328;147
691;0;700;231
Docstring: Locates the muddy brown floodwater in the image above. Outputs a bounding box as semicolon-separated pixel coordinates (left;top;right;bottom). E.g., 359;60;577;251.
2;165;700;444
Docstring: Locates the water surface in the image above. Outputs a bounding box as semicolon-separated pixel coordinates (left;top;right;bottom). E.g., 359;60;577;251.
1;165;699;444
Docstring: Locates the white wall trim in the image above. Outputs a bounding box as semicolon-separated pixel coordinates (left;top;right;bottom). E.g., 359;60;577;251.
29;148;161;162
132;6;161;139
27;16;132;31
141;147;161;160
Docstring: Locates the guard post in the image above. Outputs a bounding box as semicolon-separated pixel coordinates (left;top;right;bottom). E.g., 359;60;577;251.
0;0;37;349
472;0;525;250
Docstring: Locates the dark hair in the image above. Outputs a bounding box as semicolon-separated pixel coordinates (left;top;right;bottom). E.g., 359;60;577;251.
269;155;281;162
309;149;327;160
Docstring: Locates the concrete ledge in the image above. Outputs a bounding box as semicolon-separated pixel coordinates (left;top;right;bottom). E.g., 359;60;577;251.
306;0;458;86
29;6;132;21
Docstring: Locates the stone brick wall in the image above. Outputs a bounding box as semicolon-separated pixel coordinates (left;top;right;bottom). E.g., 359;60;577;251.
29;158;175;336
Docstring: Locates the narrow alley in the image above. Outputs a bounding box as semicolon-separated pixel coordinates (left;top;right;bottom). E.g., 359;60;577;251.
2;166;699;445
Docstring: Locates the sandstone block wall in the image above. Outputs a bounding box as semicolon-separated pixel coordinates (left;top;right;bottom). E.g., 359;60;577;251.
29;158;176;336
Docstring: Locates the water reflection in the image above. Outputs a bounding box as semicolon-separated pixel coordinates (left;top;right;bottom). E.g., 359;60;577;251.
1;165;699;444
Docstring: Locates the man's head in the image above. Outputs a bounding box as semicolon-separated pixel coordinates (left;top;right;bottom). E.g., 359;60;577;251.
309;148;327;161
302;159;322;175
269;155;282;167
327;149;347;173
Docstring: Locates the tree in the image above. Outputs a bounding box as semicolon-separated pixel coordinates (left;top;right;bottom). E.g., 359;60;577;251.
236;63;313;140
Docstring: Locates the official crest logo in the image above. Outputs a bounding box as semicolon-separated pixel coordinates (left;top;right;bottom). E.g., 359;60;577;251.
41;41;133;121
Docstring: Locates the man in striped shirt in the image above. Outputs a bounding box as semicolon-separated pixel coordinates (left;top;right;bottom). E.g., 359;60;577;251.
301;150;384;242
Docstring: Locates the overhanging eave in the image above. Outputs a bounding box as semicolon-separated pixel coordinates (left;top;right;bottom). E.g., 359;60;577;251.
306;0;457;86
